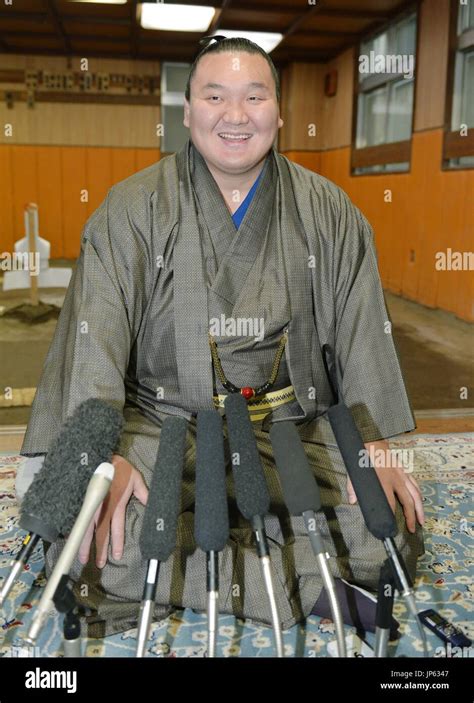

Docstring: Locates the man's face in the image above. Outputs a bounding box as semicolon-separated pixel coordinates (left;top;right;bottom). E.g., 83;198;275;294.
183;51;283;176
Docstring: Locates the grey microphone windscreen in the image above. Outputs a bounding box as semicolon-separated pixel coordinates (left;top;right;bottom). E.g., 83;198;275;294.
139;416;188;561
269;421;322;514
20;398;123;541
224;393;270;520
195;410;229;552
327;403;397;540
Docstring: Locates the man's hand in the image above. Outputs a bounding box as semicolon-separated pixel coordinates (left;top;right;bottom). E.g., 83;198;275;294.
346;439;424;534
78;454;148;568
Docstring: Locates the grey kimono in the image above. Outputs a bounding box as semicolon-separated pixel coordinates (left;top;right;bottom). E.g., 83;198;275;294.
21;139;423;637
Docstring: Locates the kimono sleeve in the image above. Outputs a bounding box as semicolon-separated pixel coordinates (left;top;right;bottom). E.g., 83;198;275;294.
21;193;133;455
333;193;416;442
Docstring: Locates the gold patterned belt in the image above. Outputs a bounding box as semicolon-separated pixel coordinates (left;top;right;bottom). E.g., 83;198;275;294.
213;384;296;422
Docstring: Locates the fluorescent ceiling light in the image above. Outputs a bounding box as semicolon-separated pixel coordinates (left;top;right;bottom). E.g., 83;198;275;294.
140;4;215;32
210;30;283;53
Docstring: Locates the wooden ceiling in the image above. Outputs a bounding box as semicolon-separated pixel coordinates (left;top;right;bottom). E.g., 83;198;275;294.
0;0;416;64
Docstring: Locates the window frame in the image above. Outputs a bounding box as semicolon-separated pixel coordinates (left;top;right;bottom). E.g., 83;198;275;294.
160;61;191;155
442;1;474;169
350;3;420;176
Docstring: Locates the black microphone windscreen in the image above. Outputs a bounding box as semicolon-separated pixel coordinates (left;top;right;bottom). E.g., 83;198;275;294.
327;403;397;540
20;399;123;541
139;416;188;561
269;421;321;514
194;411;229;552
224;393;270;520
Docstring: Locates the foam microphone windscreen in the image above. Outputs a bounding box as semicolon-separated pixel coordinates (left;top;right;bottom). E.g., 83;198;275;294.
224;393;270;520
20;398;123;541
195;410;229;552
327;403;397;540
139;416;188;562
269;421;321;515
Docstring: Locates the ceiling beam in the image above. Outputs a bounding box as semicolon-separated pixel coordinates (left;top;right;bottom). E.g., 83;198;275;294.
44;0;71;54
282;0;328;39
317;8;391;20
207;0;232;35
129;0;138;58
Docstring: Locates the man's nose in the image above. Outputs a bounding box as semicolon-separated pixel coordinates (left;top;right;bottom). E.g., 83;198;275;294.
222;101;250;125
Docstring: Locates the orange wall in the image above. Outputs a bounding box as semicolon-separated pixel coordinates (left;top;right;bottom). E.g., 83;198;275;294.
0;145;160;258
284;129;474;322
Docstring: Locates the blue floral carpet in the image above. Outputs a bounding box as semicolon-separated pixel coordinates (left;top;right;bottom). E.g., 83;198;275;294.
0;434;472;658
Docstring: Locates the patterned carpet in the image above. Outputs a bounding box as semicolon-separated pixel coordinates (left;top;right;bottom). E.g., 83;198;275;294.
0;434;472;658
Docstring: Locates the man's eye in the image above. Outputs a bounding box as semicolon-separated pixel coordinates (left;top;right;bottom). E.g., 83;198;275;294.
208;96;221;102
249;96;263;102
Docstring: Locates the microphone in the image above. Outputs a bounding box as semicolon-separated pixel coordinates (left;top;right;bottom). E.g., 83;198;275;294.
195;410;229;658
270;420;347;658
327;402;428;656
224;393;284;658
26;462;115;643
0;398;122;607
136;416;188;658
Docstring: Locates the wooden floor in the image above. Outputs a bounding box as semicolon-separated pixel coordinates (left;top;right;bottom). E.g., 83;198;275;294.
1;410;472;454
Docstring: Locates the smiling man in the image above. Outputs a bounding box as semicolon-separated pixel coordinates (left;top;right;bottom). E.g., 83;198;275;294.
19;37;423;639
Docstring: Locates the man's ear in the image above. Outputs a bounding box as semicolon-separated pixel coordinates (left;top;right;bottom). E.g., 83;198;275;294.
183;98;190;128
278;116;284;129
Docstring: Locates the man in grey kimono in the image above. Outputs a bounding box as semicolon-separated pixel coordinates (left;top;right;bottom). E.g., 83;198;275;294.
18;37;424;638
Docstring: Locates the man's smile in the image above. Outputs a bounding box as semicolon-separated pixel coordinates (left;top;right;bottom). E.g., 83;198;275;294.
218;132;253;145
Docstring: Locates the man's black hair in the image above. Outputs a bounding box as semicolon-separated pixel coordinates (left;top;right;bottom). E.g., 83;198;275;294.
185;35;280;102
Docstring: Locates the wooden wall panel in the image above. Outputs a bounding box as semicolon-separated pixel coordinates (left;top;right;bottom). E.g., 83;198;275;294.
60;146;88;259
134;149;160;172
10;145;39;244
282;150;321;173
285;129;473;321
1;145;162;261
85;147;113;218
36;146;63;258
413;0;450;132
0;53;161;148
321;48;354;151
279;63;325;152
111;148;138;186
0;145;15;253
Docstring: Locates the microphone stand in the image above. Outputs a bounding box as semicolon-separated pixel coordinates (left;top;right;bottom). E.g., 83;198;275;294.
136;559;160;658
252;516;284;658
302;511;347;658
383;538;428;657
206;551;219;658
0;534;40;607
375;559;395;657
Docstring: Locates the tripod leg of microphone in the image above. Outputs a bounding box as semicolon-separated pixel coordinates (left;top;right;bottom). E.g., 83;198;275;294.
260;556;284;658
252;516;284;658
302;511;346;657
136;559;160;658
383;538;428;657
315;554;347;658
207;550;219;658
0;533;40;607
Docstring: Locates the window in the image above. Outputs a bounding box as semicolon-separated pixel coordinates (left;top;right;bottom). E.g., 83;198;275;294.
161;62;190;153
444;2;474;168
352;11;417;174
